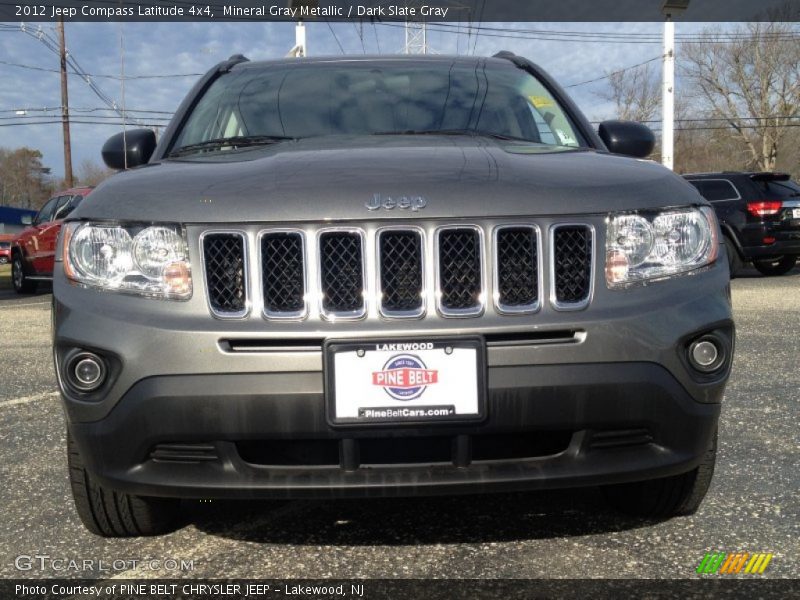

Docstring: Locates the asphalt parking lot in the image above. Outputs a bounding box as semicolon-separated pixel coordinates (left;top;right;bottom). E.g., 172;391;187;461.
0;266;798;580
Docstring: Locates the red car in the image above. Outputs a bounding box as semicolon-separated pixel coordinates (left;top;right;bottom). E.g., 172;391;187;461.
0;235;12;265
11;187;92;294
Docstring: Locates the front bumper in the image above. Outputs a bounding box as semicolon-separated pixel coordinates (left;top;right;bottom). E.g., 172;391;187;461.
68;363;722;499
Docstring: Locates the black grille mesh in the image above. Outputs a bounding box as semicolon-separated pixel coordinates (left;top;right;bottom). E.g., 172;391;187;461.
319;232;364;313
438;229;481;310
203;233;246;314
379;231;423;313
553;226;592;304
496;227;538;307
261;233;305;314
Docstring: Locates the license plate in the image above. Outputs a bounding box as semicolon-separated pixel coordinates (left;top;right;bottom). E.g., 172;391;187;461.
793;208;800;219
325;338;486;425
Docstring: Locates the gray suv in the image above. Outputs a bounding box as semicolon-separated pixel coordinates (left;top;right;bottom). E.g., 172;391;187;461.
54;54;733;537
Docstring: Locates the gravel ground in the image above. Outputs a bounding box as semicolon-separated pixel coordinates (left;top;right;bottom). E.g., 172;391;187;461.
0;268;797;581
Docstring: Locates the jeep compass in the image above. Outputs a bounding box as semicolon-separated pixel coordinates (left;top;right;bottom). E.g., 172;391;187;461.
53;54;733;536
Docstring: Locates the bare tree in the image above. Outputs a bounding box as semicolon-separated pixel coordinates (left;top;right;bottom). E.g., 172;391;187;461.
596;63;661;123
681;22;800;171
0;147;52;209
76;159;113;187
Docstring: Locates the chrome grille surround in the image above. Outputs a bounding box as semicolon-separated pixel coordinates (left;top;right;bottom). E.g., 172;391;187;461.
434;225;486;318
549;223;595;311
375;226;426;319
317;228;368;321
492;224;542;315
258;229;308;320
200;220;596;321
199;230;250;319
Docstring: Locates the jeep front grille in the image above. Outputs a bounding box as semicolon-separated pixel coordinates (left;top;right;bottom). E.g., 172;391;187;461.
200;221;596;320
494;226;539;313
319;230;366;319
436;227;483;316
377;229;424;317
552;224;593;309
261;231;306;318
201;232;248;318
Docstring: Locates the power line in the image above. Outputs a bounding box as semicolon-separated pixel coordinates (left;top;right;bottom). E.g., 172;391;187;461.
0;119;168;127
0;106;173;115
326;21;345;55
421;21;800;43
352;20;366;54
0;114;171;121
373;21;800;45
564;55;664;88
0;23;134;123
372;20;381;55
0;57;202;79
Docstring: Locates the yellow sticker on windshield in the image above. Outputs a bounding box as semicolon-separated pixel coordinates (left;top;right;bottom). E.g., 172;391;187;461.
529;95;554;108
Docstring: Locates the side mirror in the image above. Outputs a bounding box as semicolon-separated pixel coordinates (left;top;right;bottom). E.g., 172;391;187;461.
21;214;32;225
598;120;655;159
101;128;157;170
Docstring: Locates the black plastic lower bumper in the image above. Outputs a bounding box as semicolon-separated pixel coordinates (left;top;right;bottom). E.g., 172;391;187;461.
68;362;722;499
739;224;800;258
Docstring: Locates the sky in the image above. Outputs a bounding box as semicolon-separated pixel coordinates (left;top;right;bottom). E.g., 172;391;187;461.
0;20;716;180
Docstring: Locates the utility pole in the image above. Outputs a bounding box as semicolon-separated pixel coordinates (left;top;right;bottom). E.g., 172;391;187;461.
661;0;689;171
57;17;73;187
661;15;675;170
286;20;307;57
404;20;427;54
286;1;314;57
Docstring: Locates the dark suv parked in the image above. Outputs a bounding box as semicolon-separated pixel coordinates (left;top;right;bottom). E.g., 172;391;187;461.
684;172;800;276
55;54;732;537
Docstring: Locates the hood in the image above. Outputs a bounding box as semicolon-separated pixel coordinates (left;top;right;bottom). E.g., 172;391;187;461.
75;136;704;223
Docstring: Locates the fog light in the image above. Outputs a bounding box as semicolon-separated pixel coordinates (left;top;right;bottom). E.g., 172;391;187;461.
67;352;107;392
688;337;724;373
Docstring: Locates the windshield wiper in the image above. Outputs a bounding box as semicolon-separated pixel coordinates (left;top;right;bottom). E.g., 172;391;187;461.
373;129;535;143
168;135;295;157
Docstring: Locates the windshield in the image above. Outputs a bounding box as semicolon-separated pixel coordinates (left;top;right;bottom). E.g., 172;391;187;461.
171;61;584;154
0;242;10;248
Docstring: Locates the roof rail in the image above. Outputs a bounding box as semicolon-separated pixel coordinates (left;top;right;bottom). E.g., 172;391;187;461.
219;54;249;73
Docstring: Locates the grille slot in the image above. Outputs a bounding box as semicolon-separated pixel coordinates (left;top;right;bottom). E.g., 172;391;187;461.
590;428;654;449
378;229;424;317
319;230;366;318
261;231;306;318
150;443;218;464
202;232;247;317
495;226;539;312
552;225;593;308
437;227;483;316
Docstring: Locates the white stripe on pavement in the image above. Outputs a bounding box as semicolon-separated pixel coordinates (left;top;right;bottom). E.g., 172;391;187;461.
2;301;50;308
0;391;59;408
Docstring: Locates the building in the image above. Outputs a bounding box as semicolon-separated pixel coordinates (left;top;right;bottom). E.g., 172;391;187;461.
0;205;37;235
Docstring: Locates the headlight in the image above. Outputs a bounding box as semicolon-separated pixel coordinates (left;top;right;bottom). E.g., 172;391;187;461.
63;222;191;299
606;206;719;286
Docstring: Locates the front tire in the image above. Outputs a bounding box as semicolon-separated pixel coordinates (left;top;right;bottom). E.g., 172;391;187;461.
603;430;717;518
752;255;797;276
722;236;742;279
68;430;180;537
12;255;38;294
